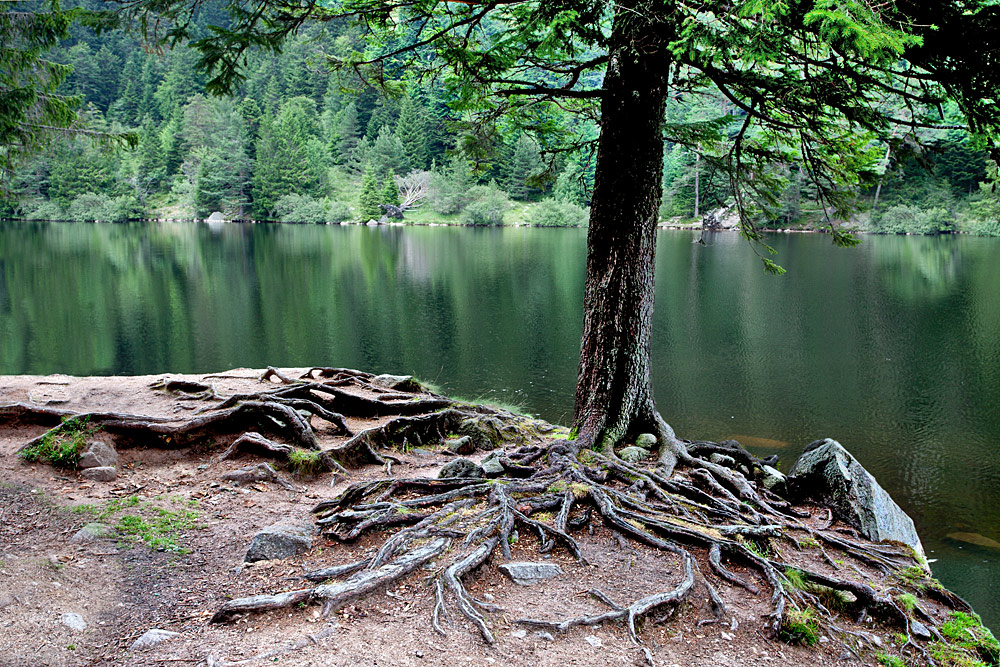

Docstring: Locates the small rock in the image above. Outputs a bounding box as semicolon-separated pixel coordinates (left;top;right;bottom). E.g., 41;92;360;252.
720;631;734;641
481;452;505;477
584;635;602;647
482;593;495;602
130;628;180;650
758;465;787;494
372;374;422;392
69;522;112;544
498;562;563;585
80;466;117;482
444;436;475;455
245;521;314;562
818;636;830;644
635;433;657;449
438;458;484;479
77;441;118;469
197;464;209;471
871;635;883;647
534;631;554;641
409;447;433;458
61;613;86;631
709;453;737;468
415;649;424;658
618;446;650;463
910;620;932;640
510;629;527;639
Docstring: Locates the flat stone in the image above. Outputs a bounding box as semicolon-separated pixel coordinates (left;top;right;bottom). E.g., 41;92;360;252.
61;613;86;631
80;466;117;482
635;433;657;449
584;635;602;647
69;522;112;544
481;452;505;477
619;446;649;463
910;620;931;640
371;374;422;392
78;441;118;469
130;628;180;650
438;458;484;479
245;521;314;562
510;629;527;639
759;465;787;494
709;453;737;468
445;436;475;455
498;561;563;585
788;439;923;556
534;631;554;641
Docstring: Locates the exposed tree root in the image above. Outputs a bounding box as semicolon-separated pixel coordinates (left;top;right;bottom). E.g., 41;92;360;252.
5;373;964;661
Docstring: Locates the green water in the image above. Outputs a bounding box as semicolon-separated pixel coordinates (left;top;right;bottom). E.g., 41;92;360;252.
2;221;999;626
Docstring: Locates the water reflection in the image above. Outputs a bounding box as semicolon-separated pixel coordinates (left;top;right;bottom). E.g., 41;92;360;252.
1;221;998;626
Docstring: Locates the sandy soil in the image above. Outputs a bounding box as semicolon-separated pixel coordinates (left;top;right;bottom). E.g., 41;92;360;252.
0;369;957;667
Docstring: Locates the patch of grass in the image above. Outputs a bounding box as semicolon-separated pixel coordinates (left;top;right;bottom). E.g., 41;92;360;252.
876;654;906;667
742;538;771;560
70;503;99;515
799;537;820;548
18;416;98;468
452;395;530;417
780;608;820;646
288;448;324;476
898;593;918;613
785;567;808;590
115;506;200;554
925;611;1000;667
783;567;853;611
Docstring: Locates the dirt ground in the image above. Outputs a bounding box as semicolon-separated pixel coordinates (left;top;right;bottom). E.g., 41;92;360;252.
0;369;965;667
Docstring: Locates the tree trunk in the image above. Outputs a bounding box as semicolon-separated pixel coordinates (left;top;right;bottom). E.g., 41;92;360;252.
572;1;678;463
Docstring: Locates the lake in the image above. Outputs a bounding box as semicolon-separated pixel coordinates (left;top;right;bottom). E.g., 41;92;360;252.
2;221;998;627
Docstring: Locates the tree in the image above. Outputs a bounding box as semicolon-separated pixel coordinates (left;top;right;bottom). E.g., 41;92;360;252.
357;166;381;220
105;0;1000;641
0;0;130;185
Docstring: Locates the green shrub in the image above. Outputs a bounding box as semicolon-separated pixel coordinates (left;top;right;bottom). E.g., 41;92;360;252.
23;200;68;221
460;184;511;226
527;198;589;227
275;194;328;224
873;204;954;235
327;201;353;223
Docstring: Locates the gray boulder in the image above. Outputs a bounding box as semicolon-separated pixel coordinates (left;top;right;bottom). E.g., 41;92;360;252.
371;374;422;392
245;521;314;562
445;436;475;455
438;458;484;479
69;522;112;544
788;439;923;556
758;465;787;494
80;466;117;482
635;433;657;449
78;441;118;469
498;562;564;585
481;452;505;477
618;446;649;463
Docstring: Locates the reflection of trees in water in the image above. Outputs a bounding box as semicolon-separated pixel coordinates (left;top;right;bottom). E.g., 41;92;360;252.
867;234;962;301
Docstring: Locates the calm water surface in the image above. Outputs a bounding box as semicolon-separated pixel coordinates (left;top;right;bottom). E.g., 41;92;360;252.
2;221;999;626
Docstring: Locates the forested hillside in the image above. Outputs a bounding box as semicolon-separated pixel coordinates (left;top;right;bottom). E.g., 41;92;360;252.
1;0;999;234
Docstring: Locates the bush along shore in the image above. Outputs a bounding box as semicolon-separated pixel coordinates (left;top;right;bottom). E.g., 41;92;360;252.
0;367;996;666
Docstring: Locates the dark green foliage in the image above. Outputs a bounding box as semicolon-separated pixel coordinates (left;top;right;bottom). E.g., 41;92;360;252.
504;134;543;201
779;608;820;646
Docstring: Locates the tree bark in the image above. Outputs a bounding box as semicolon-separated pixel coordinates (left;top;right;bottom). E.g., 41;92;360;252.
572;1;675;458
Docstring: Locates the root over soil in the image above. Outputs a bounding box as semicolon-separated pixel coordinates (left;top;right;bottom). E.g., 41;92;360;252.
2;367;973;665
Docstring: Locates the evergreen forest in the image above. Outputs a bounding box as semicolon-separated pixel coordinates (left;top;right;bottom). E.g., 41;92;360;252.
2;0;999;236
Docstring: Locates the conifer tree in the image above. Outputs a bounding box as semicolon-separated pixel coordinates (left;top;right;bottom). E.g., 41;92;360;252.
358;166;381;219
504;133;543;201
380;170;400;207
396;90;429;170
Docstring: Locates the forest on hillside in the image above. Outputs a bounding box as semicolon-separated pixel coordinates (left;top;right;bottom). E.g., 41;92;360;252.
2;0;1000;235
